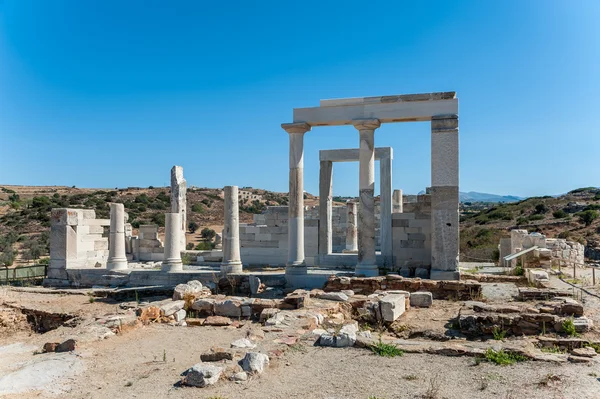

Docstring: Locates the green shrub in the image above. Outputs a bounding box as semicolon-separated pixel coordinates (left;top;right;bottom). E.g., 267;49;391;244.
553;209;568;219
370;340;404;357
201;228;216;241
151;213;165;227
516;217;528;225
562;318;579;337
484;349;527;366
194;242;214;250
188;221;198;233
186;243;194;250
558;231;571;239
578;210;598;227
492;327;507;340
191;203;204;213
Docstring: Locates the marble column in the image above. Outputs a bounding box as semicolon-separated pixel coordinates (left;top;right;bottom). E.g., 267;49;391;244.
380;152;393;268
345;201;358;252
221;185;243;274
430;114;459;280
162;213;183;272
107;203;128;270
353;119;380;276
318;160;333;256
170;166;187;249
392;189;403;213
282;122;311;275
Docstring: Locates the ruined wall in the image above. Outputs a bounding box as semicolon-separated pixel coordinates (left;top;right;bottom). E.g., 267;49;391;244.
48;208;109;283
392;195;432;274
504;230;585;267
131;225;165;261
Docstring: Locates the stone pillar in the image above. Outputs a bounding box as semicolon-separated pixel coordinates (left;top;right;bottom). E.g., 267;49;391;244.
282;122;311;275
221;185;243;274
430;114;459;280
353;119;380;276
162;213;183;272
380;152;393;268
170;165;187;249
393;189;403;213
107;203;128;270
319;160;333;256
345;201;358;252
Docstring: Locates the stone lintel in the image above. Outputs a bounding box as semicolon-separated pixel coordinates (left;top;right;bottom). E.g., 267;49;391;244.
320;92;456;107
293;99;458;127
319;147;392;162
281;122;311;134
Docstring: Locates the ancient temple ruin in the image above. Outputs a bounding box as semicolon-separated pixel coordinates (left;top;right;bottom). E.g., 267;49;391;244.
46;92;461;288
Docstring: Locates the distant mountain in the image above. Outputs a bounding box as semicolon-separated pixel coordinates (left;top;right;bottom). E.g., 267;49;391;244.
459;191;523;203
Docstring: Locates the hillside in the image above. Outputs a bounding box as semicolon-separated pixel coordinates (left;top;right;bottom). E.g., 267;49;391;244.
1;185;599;267
460;187;600;262
0;185;289;265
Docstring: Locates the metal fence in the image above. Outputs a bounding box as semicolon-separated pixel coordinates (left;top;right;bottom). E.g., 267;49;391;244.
0;264;47;283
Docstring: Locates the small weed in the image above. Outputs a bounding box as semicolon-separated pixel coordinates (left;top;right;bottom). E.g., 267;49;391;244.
562;318;580;337
484;349;527;366
368;396;385;399
513;265;524;276
540;345;565;354
584;342;600;353
473;356;482;366
135;290;139;305
163;349;166;362
403;374;418;381
88;295;95;303
370;340;404;357
588;372;598;377
125;381;133;387
538;373;561;388
492;327;507;340
421;374;442;399
288;343;306;353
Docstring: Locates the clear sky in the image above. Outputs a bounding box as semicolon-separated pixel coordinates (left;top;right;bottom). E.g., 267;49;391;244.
0;0;598;198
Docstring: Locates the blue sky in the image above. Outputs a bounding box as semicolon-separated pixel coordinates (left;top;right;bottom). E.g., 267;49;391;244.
0;0;598;198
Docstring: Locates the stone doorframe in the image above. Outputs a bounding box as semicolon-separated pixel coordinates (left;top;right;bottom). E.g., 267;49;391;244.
282;92;459;280
318;147;393;267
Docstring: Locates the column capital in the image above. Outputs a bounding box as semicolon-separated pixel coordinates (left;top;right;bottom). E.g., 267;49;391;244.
282;122;311;134
352;118;381;131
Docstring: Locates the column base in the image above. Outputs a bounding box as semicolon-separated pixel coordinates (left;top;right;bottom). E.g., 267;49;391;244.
285;264;308;276
429;269;460;281
354;264;379;277
107;259;128;271
162;260;183;272
221;261;243;274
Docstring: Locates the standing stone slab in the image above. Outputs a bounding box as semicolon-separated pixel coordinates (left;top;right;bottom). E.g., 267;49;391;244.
379;294;406;322
345;201;358;252
319;160;333;256
393;189;403;213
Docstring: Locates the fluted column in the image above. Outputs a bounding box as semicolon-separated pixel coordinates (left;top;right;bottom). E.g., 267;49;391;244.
107;203;128;270
162;213;183;272
221;185;242;274
345;201;358;252
353;119;380;276
282;122;311;275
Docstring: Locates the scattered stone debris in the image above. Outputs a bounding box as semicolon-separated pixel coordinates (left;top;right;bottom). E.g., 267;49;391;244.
43;339;77;353
172;280;208;301
231;338;256;349
182;363;223;387
241;352;270;374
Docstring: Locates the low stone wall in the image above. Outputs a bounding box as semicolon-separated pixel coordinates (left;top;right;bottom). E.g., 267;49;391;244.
323;275;481;300
460;273;528;285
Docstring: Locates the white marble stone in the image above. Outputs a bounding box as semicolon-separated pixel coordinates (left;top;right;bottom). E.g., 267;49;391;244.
107;203;128;270
162;213;183;272
221;185;242;274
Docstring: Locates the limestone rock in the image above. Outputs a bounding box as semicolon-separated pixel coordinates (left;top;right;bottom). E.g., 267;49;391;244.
341;290;355;297
203;316;232;326
259;308;280;323
160;300;185;317
174;309;187;323
241;352;270;374
55;339;77;352
265;312;285;326
191;298;215;314
231;338;256;349
571;347;596;358
568;355;592;363
249;276;261;295
214;300;242;318
379;294;406;322
200;351;233;362
573;317;594;333
410;292;433;308
173;280;204;300
318;322;358;348
182;363;223;387
317;292;349;302
231;371;248;382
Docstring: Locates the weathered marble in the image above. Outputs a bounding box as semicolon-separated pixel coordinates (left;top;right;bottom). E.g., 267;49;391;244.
392;189;403;213
162;213;183;272
345;201;358;252
107;203;128;270
319;160;333;255
170;165;187;249
221;186;242;274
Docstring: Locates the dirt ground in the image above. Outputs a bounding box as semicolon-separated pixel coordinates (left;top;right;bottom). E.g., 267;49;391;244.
2;278;600;399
